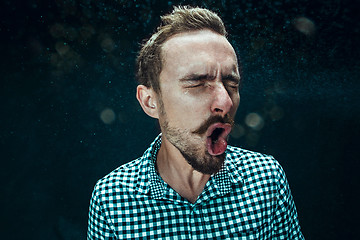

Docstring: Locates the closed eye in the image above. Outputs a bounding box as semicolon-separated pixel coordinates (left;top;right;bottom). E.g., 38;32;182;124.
186;83;205;88
181;74;212;88
223;75;240;90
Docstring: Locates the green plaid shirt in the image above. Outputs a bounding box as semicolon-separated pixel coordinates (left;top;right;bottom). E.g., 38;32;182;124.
88;134;304;239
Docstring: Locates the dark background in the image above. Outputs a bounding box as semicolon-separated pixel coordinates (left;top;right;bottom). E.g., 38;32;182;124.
1;0;359;239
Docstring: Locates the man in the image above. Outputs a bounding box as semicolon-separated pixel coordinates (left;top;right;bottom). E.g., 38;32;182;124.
88;6;304;239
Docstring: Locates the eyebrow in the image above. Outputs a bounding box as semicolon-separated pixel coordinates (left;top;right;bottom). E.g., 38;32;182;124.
180;73;216;82
222;73;241;84
180;73;240;83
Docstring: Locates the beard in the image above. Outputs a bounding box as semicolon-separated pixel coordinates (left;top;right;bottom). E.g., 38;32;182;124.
161;119;226;174
158;99;234;175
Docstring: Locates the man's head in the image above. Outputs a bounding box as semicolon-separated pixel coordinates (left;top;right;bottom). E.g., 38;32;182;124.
136;6;227;94
136;6;241;174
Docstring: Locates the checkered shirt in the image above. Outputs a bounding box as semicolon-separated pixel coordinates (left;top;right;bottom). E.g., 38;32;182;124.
87;134;304;239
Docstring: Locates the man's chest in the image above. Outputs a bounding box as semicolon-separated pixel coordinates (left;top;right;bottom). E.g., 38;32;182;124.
105;187;276;239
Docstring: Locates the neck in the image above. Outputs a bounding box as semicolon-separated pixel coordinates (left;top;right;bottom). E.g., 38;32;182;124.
156;135;210;203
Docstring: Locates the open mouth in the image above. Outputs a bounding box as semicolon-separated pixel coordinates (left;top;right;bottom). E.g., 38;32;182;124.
210;127;225;144
206;123;232;156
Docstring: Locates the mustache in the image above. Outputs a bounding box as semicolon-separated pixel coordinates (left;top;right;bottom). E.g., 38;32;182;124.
192;114;234;135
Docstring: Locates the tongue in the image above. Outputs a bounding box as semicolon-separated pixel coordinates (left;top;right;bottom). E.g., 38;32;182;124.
207;136;228;156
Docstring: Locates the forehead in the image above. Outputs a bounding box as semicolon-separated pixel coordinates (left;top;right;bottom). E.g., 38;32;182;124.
160;29;238;76
162;29;234;53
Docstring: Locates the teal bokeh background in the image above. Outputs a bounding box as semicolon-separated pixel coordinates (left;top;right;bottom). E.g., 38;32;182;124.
1;0;359;239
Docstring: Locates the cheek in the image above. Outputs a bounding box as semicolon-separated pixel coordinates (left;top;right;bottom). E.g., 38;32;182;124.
160;94;190;119
235;93;240;106
231;93;240;113
166;97;206;127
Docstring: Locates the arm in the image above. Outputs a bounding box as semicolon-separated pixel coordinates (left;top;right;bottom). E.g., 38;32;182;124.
272;161;305;239
87;185;115;240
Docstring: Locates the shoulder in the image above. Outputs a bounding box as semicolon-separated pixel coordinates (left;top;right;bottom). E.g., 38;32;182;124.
92;157;144;198
90;135;160;202
227;145;279;167
226;145;285;178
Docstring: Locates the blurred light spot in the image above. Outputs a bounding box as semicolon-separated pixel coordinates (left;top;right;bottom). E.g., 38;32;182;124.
101;37;115;52
80;24;95;39
55;41;70;56
245;113;264;130
293;17;316;36
50;53;61;67
230;124;246;138
100;108;116;124
65;27;78;41
269;106;284;121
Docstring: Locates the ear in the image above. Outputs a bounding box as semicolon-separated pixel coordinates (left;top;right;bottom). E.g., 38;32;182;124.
136;85;159;119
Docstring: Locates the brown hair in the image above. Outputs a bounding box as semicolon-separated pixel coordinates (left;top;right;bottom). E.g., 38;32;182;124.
136;6;227;94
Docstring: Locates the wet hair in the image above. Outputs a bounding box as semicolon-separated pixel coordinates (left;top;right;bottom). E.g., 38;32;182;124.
136;6;227;94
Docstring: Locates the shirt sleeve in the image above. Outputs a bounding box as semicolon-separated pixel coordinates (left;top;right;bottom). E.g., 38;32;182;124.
87;183;115;240
272;160;305;239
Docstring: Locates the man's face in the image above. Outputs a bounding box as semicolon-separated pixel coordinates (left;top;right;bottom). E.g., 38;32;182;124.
157;29;240;174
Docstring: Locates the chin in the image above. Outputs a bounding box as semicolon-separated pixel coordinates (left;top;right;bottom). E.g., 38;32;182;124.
182;150;226;175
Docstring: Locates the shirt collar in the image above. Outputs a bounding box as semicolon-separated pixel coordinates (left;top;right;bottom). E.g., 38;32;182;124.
135;134;166;199
136;134;243;201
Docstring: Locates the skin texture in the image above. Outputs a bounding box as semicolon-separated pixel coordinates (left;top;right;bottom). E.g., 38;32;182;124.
136;29;240;203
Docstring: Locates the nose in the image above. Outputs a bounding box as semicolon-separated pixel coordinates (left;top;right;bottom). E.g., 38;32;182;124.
210;83;233;116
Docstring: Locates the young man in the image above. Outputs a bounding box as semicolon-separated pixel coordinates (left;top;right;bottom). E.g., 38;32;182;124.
88;6;304;239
